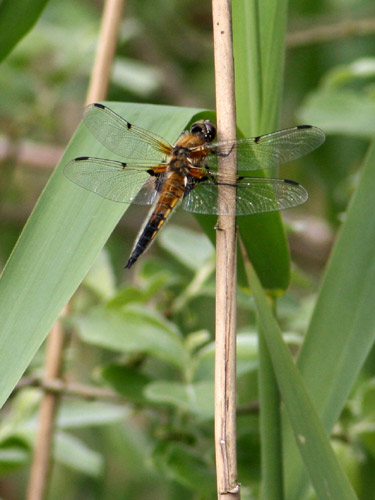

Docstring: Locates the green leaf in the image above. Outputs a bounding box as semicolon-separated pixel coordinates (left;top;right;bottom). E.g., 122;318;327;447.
0;444;29;474
298;90;375;139
232;0;291;292
0;102;207;409
157;225;214;271
0;0;50;63
12;400;127;431
55;400;127;429
100;364;152;404
54;432;103;477
74;305;188;370
151;441;216;495
82;250;116;300
244;258;358;500
144;380;214;419
285;141;375;499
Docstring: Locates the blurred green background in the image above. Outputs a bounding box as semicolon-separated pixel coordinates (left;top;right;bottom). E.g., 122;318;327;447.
0;0;375;499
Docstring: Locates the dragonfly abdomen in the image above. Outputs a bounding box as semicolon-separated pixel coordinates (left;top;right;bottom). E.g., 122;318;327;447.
124;173;186;269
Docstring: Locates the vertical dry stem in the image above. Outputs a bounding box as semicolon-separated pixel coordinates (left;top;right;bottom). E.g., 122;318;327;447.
86;0;125;105
212;0;240;498
26;307;67;500
26;1;124;499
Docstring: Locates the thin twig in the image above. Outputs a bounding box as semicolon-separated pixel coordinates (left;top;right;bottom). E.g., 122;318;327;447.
26;306;67;500
212;0;240;498
86;0;125;105
286;17;375;48
0;135;63;169
16;376;121;402
17;375;260;412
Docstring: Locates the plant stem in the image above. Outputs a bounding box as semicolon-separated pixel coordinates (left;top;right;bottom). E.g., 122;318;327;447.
16;376;121;401
212;0;240;497
26;307;67;500
86;0;124;105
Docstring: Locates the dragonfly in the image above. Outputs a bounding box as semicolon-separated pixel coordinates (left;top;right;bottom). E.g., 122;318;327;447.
64;103;325;269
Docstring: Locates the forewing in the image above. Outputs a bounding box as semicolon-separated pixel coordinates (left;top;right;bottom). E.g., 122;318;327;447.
203;125;325;171
64;157;163;205
182;177;308;216
83;103;172;162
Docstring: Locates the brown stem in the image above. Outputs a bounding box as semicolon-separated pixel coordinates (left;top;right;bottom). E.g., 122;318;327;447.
0;136;63;169
212;0;240;498
286;17;375;48
16;376;121;402
26;307;67;500
86;0;125;105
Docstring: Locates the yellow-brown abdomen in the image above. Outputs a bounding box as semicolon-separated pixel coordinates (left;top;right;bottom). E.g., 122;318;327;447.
124;172;186;268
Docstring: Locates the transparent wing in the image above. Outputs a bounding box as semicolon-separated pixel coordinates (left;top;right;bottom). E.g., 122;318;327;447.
82;103;172;162
64;156;166;205
201;125;325;171
182;177;308;216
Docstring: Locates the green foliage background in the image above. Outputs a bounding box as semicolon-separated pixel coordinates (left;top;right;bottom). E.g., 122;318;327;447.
0;0;375;499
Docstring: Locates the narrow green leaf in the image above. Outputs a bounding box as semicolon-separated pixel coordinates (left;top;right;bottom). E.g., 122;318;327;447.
0;0;50;62
244;257;358;500
233;1;290;498
284;141;375;499
0;102;206;409
232;0;291;292
258;332;283;500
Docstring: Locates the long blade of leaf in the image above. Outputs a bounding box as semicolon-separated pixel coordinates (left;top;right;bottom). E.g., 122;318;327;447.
233;2;289;498
232;0;291;292
243;253;358;500
0;0;50;62
0;103;207;409
284;140;375;499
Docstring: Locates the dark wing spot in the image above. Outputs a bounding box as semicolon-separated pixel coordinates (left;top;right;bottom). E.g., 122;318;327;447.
76;156;90;161
297;125;312;130
121;162;127;169
93;103;105;109
284;179;299;185
254;136;261;143
127;122;132;130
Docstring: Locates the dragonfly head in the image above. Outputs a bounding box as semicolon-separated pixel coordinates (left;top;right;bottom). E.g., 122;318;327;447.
190;120;216;143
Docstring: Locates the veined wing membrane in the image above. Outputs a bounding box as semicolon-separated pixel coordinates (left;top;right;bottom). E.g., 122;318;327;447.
83;103;172;162
182;177;308;216
203;125;325;172
64;157;163;205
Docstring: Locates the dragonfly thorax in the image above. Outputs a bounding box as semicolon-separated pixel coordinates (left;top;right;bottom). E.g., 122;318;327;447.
169;147;199;174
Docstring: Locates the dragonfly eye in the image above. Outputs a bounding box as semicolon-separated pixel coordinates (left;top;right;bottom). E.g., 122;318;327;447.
190;120;216;142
